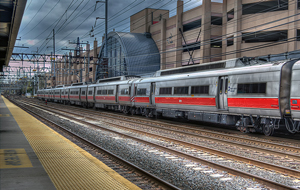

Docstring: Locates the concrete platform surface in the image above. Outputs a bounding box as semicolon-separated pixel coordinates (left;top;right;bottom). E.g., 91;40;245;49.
0;96;141;190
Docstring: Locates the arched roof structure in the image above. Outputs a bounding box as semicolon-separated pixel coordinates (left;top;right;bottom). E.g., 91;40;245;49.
96;32;160;79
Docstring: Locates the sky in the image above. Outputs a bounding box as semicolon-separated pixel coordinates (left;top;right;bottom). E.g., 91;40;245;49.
8;0;222;75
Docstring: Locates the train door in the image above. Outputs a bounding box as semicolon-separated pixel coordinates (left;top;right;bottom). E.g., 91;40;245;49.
150;82;155;105
218;76;228;110
115;85;119;102
93;87;96;101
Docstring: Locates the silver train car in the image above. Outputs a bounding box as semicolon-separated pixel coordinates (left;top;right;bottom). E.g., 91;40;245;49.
37;59;300;136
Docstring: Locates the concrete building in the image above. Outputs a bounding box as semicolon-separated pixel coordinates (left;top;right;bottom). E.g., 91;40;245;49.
54;39;101;85
52;0;299;84
130;0;299;69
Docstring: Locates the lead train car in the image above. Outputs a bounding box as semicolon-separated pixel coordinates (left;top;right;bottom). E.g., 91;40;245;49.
37;59;300;136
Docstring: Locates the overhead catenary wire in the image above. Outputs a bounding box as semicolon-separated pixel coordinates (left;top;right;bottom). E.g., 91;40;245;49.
25;0;78;53
93;0;289;57
20;0;50;33
18;0;296;67
21;0;62;37
54;0;168;54
19;0;272;55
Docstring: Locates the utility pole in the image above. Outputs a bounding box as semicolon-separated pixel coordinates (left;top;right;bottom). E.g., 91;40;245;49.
53;29;56;78
94;0;107;57
105;0;108;58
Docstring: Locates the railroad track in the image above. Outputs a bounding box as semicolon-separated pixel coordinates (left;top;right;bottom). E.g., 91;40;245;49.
9;98;178;190
30;99;300;160
13;98;300;189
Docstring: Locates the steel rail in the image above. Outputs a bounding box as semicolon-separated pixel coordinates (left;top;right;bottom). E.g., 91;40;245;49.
30;99;300;161
16;99;299;190
10;99;180;190
39;99;300;154
56;104;300;161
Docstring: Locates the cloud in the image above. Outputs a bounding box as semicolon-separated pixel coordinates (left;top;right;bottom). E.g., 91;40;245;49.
26;39;39;45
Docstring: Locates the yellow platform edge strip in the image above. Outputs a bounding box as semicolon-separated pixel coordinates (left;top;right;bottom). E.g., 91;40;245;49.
2;96;141;190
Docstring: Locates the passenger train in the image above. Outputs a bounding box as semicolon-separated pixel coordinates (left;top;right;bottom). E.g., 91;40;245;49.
37;59;300;136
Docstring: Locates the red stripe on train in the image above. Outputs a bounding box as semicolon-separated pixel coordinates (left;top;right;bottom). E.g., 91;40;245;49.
291;99;300;110
69;95;79;99
228;98;279;109
155;97;216;106
95;96;115;101
119;96;130;101
135;97;150;103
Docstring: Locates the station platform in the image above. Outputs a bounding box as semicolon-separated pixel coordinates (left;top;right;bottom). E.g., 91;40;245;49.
0;96;141;190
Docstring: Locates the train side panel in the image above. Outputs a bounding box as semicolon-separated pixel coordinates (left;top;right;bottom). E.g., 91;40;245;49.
118;84;131;106
291;63;300;120
155;77;218;112
95;85;116;104
228;71;281;118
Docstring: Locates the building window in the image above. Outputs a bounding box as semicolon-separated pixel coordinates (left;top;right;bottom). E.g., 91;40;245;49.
242;30;287;43
174;87;189;95
136;88;146;96
227;36;234;46
183;42;200;52
89;67;93;72
191;85;209;94
159;87;172;95
242;1;288;15
211;16;222;25
237;83;266;94
211;37;222;48
227;9;234;21
183;19;201;32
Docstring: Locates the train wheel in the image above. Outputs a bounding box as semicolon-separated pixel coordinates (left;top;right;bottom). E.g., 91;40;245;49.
263;124;274;136
238;126;249;133
130;108;135;115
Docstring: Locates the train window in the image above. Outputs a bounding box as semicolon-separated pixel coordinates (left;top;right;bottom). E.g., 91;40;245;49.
102;90;107;95
174;87;189;95
191;85;209;94
121;89;129;95
137;88;147;96
159;87;172;95
97;90;101;95
82;91;85;95
108;90;114;95
88;91;92;95
62;92;64;95
237;83;266;94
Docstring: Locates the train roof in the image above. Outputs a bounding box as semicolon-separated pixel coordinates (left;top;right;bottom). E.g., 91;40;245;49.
135;61;292;84
89;78;138;87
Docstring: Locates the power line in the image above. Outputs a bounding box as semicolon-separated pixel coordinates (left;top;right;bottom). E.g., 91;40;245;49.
97;0;292;57
21;0;62;37
20;0;50;33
